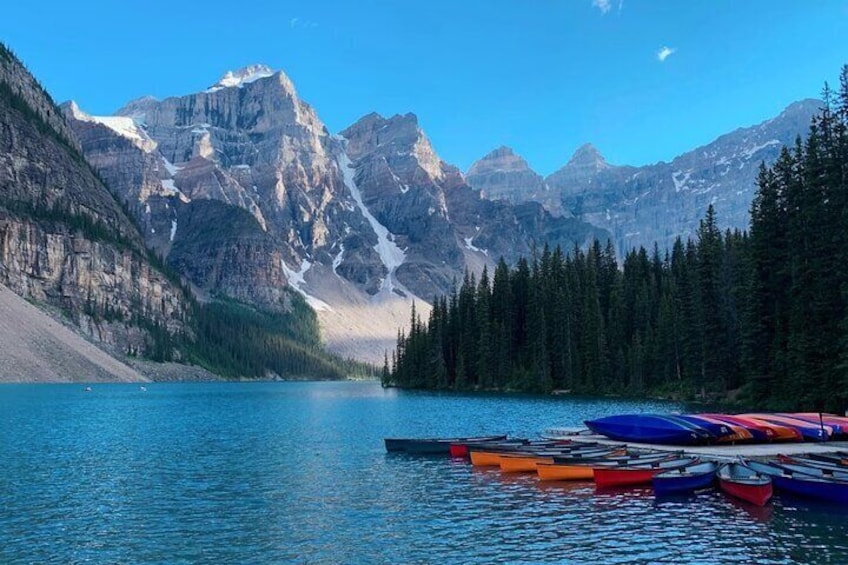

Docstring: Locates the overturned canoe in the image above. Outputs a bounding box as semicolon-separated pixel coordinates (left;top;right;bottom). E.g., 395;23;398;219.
681;415;753;443
785;413;847;438
585;414;713;445
700;414;802;442
717;463;773;506
740;414;831;442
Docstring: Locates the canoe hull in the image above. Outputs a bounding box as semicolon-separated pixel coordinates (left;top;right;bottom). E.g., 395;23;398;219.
716;463;773;506
746;460;848;504
719;478;773;506
499;455;554;473
594;467;658;487
771;475;848;504
537;463;595;481
741;414;830;442
702;414;802;442
469;451;504;467
385;435;508;454
594;457;698;487
653;463;718;496
585;415;710;445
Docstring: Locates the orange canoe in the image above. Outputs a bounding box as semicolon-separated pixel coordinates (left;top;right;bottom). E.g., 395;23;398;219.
536;462;596;481
469;450;505;467
499;454;556;473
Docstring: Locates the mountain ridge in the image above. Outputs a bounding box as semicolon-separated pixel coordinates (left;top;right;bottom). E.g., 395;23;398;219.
469;98;820;253
63;64;606;362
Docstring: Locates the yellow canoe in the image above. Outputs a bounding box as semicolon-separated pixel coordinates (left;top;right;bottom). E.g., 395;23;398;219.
536;462;595;481
499;454;555;473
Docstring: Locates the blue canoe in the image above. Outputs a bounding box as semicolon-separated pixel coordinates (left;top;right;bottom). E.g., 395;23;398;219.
653;461;719;496
745;460;848;504
584;414;714;445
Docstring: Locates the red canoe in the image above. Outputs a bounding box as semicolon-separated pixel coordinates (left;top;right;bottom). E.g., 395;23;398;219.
717;462;773;506
593;457;698;488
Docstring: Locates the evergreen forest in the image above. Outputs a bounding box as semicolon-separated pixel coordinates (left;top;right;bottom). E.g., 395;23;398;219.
385;67;848;412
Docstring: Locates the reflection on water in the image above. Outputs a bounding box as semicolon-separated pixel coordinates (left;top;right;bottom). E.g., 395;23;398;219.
1;381;847;564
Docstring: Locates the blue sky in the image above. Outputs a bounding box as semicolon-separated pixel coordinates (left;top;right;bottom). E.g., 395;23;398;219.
2;1;846;174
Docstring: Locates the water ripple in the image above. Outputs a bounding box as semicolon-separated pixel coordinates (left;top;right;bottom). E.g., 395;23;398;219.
2;382;848;564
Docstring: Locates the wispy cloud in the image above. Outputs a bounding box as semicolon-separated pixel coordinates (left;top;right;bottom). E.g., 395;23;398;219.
592;0;611;14
656;46;676;62
290;17;318;30
591;0;623;16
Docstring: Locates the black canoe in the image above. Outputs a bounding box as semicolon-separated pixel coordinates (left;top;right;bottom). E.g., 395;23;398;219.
384;434;508;454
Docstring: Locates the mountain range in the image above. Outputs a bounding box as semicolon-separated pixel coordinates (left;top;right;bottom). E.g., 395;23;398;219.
61;64;606;362
467;100;819;253
0;46;818;370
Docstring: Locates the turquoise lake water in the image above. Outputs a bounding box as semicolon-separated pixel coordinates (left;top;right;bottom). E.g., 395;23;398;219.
2;381;848;564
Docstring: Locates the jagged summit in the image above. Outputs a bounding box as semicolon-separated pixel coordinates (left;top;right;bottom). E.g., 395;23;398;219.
566;143;609;169
465;145;552;207
115;95;158;121
483;146;516;160
468;146;532;175
59;100;84;118
206;64;276;92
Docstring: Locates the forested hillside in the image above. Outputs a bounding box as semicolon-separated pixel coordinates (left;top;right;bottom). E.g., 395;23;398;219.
386;66;848;412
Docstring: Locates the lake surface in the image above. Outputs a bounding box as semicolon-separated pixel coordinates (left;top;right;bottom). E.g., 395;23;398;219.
2;381;847;564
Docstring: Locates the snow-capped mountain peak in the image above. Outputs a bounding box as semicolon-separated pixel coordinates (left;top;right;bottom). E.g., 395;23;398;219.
61;100;156;151
206;64;276;92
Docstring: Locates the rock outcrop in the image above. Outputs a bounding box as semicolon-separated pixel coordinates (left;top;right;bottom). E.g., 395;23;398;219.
0;43;188;356
341;113;607;299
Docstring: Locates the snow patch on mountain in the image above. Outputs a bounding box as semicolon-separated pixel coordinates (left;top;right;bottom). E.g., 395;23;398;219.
671;170;691;193
281;259;333;311
742;139;781;159
76;111;150;145
337;151;407;295
332;244;345;274
464;237;488;256
206;65;275;93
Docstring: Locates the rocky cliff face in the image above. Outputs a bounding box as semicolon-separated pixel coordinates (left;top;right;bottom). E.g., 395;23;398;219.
63;65;607;361
547;101;819;252
466;146;563;215
66;66;387;311
341;113;607;299
65;68;609;301
0;44;188;356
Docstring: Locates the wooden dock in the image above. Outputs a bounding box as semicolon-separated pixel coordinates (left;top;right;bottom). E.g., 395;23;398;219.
570;434;848;461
